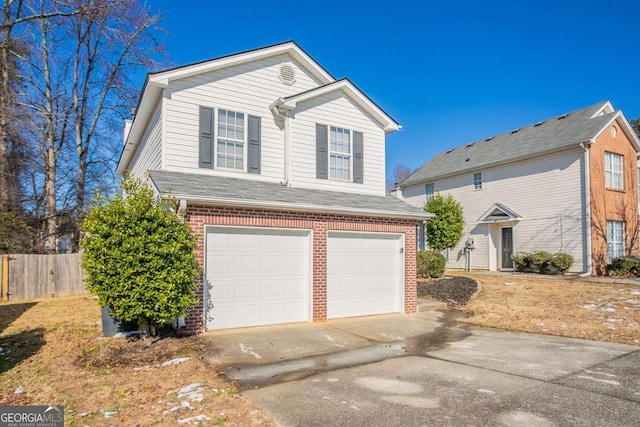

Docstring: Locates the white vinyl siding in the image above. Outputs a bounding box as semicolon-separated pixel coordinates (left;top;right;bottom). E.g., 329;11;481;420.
163;54;323;181
329;126;351;180
605;152;623;189
402;148;586;273
129;101;162;178
606;221;625;262
290;92;386;195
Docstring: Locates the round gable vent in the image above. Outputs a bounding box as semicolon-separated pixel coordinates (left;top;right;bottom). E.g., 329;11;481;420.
278;64;296;85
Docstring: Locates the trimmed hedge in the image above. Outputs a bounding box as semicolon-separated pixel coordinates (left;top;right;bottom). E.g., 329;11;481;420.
417;250;446;278
511;251;574;274
607;256;640;277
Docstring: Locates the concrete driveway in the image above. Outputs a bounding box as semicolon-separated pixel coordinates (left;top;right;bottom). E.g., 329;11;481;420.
202;310;640;426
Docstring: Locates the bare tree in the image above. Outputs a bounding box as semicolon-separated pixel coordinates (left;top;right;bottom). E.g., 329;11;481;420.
386;164;412;192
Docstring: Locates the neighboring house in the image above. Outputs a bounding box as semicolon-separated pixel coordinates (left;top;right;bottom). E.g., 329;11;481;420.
399;101;640;275
116;41;430;333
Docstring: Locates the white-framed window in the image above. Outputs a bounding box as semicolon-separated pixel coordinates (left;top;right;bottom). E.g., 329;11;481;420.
473;172;483;190
605;152;623;190
217;109;245;170
329;126;351;180
425;183;435;202
606;220;625;262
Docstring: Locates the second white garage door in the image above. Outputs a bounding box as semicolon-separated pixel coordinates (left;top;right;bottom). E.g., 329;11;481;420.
205;227;311;330
327;231;403;319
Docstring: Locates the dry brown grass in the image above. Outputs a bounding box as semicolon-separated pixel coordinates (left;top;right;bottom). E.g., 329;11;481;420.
0;296;275;426
455;272;640;346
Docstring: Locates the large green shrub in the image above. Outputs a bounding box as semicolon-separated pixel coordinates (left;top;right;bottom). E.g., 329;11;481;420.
424;194;464;251
511;252;529;272
417;250;446;278
550;253;574;273
607;256;640;277
81;175;200;336
511;251;574;274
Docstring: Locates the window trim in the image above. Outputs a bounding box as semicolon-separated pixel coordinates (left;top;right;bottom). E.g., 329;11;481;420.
604;151;623;190
216;107;248;172
606;220;625;262
328;125;352;181
473;172;483;190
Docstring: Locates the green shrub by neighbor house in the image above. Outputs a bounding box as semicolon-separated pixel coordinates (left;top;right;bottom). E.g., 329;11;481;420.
511;251;574;274
607;256;640;277
417;250;446;278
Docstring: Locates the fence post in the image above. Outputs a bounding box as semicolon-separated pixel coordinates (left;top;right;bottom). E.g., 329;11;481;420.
1;255;8;302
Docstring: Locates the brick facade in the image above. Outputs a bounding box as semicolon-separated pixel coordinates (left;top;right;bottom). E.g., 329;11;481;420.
180;204;417;334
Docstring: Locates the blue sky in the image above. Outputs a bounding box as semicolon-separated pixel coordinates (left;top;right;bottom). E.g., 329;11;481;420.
149;0;640;179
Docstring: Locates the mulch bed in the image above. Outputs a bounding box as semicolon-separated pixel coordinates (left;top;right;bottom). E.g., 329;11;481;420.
417;276;479;305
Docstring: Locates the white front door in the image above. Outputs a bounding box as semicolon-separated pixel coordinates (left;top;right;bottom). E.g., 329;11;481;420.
205;227;311;330
327;231;403;319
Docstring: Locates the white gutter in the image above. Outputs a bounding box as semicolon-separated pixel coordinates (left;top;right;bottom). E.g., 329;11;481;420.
269;99;291;187
164;193;433;221
580;141;593;276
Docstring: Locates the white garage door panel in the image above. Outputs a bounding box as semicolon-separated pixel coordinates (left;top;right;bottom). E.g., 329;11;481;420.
206;228;311;330
327;232;403;319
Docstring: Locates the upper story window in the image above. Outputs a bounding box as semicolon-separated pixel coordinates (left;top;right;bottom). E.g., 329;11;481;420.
199;105;261;173
605;152;623;190
217;109;245;170
425;183;435;201
329;126;351;180
473;172;483;190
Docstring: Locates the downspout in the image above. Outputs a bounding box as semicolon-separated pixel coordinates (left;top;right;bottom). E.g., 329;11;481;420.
269;100;291;187
580;142;593;276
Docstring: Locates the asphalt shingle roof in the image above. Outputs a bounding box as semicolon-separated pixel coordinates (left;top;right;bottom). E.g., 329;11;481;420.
149;170;430;220
401;101;615;186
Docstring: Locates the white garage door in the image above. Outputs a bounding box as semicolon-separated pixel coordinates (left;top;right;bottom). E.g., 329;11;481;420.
205;227;311;330
327;232;403;319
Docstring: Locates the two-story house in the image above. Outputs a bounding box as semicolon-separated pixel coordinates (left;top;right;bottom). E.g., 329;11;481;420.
116;41;429;333
399;101;640;275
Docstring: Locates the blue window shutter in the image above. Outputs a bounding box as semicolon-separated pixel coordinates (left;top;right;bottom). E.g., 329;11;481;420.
316;124;328;179
353;131;363;183
199;106;214;168
248;115;261;174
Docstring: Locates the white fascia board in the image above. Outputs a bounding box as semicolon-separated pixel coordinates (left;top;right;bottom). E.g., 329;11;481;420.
591;111;640;152
150;43;334;86
589;101;615;118
164;193;432;221
279;80;401;133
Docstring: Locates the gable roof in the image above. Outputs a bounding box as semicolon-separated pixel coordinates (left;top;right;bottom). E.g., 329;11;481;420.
274;79;401;133
401;101;640;186
478;203;522;223
117;41;337;174
149;170;431;221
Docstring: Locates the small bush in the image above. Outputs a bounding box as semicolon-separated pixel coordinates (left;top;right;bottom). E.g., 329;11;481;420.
511;252;529;272
529;251;552;270
551;253;574;272
607;256;640;277
417;250;446;278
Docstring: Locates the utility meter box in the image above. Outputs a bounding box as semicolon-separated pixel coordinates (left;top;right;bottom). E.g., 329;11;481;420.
465;238;476;250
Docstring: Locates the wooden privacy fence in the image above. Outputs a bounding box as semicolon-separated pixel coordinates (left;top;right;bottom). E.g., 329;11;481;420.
1;253;87;301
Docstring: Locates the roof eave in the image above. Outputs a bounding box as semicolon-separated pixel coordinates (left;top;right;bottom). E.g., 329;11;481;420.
160;193;431;221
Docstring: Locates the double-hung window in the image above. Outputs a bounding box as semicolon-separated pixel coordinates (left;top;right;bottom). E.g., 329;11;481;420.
425;183;435;202
330;126;351;180
217;109;245;170
605;152;623;190
606;220;625;262
473;172;483;190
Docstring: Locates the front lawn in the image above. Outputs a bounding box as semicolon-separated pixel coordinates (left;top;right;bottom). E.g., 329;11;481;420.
0;296;275;426
449;272;640;346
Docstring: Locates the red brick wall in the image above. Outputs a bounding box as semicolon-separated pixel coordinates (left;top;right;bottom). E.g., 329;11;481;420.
181;205;417;334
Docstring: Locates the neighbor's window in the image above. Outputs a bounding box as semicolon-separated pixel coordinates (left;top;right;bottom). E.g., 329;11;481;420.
605;152;623;190
330;126;351;180
425;183;435;201
217;109;245;170
473;172;482;190
606;220;625;262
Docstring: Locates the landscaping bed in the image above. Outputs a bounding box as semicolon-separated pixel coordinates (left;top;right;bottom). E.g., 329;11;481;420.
417;276;479;305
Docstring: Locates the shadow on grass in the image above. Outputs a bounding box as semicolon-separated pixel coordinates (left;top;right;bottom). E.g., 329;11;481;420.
0;327;46;373
0;301;39;334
